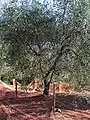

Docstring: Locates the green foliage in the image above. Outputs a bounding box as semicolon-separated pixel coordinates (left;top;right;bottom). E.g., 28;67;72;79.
0;0;89;90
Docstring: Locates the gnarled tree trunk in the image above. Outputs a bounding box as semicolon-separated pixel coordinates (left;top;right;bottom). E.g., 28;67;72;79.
43;71;54;95
43;79;50;95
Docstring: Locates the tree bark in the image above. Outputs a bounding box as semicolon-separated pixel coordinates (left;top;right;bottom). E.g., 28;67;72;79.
43;79;50;95
43;71;54;95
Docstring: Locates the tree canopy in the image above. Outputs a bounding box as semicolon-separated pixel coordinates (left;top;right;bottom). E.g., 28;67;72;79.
0;0;89;94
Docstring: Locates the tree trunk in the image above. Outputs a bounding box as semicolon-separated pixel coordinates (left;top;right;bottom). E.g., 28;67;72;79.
43;71;54;95
43;79;50;95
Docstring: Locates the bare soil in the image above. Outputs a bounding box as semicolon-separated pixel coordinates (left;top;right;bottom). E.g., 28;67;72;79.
0;88;90;120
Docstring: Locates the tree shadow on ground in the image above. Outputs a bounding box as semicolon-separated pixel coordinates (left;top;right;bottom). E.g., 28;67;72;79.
1;91;90;120
55;93;90;110
2;91;90;110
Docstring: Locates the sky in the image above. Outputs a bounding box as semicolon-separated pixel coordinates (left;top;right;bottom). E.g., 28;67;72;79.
0;0;52;5
0;0;8;4
0;0;9;8
0;0;54;10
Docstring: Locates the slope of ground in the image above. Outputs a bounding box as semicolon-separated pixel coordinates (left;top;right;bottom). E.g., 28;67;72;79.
0;82;90;120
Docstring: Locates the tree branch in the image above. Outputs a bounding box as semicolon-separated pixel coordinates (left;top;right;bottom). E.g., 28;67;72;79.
39;57;45;78
65;48;85;66
48;70;54;85
28;44;40;56
44;44;69;79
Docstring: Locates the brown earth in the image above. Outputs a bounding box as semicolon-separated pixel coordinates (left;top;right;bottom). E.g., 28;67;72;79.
0;89;90;120
0;81;90;120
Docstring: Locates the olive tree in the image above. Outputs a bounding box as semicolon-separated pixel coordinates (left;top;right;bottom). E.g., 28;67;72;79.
0;0;88;94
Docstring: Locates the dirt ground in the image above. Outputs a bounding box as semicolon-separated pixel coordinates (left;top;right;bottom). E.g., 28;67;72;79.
0;89;90;120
